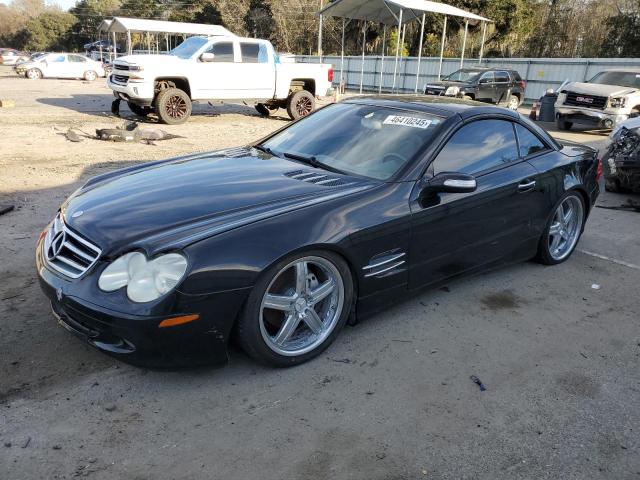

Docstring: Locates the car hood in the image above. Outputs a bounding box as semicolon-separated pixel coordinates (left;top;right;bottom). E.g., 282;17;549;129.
425;80;473;89
563;82;637;97
61;148;372;257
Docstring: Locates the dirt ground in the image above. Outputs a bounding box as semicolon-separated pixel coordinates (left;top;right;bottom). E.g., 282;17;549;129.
1;66;639;480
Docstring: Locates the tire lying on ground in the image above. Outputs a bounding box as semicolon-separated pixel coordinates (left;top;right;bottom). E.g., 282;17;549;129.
128;102;154;117
286;90;315;121
155;87;192;125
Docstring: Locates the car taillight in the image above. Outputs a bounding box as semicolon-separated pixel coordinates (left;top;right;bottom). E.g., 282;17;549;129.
519;79;526;90
328;68;333;83
596;157;603;181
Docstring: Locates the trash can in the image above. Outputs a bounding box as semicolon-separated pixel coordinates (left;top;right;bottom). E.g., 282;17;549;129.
538;90;558;122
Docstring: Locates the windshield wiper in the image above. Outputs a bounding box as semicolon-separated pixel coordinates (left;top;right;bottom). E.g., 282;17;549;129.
282;152;347;175
253;144;280;158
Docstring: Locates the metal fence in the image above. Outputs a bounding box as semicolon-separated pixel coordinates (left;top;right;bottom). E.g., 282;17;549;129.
293;55;640;103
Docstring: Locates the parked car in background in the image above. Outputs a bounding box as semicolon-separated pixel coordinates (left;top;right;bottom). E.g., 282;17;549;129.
84;40;114;52
21;53;106;81
601;116;640;192
107;35;334;124
0;48;29;65
555;69;640;130
13;52;47;75
36;97;599;367
424;67;526;110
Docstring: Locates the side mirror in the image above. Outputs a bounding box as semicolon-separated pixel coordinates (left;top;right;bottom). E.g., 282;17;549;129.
423;172;477;194
200;52;215;62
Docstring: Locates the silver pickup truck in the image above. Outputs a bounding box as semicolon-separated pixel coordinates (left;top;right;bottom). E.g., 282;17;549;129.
555;69;640;130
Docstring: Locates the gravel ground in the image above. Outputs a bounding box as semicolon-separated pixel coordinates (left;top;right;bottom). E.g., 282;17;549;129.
1;66;639;480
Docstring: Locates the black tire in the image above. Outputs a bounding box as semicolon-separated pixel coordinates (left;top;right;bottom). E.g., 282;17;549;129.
155;87;192;125
604;179;621;193
286;90;315;121
535;191;586;265
236;250;354;367
255;103;270;117
26;68;42;80
128;102;153;117
556;117;573;130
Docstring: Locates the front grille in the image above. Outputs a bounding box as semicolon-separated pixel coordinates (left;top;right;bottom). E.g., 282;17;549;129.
284;170;354;187
113;64;130;71
43;214;101;279
564;91;608;110
112;74;129;84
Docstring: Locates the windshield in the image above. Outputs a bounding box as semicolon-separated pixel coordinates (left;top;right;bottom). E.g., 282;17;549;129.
444;69;483;83
170;37;208;59
261;103;443;180
589;71;640;89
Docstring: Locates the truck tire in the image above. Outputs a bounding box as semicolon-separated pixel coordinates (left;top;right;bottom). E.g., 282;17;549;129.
286;90;315;120
128;102;153;117
255;103;271;117
155;87;192;125
556;116;573;131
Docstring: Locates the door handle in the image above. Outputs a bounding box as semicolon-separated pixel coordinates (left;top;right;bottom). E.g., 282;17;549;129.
518;180;536;192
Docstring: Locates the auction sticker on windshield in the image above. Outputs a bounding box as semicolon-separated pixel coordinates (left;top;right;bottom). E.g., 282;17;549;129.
383;115;434;129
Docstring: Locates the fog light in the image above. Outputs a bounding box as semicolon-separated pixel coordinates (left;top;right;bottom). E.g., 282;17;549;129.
603;118;614;129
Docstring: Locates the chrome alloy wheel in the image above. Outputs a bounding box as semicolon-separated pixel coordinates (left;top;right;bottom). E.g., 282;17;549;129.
259;256;345;356
548;195;584;261
508;96;519;110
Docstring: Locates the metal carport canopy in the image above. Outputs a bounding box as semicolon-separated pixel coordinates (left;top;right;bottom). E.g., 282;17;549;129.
102;17;235;37
318;0;492;94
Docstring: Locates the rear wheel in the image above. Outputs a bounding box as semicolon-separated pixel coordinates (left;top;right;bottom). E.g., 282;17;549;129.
155;87;191;125
286;90;315;120
26;68;42;80
604;179;621;193
507;94;519;110
535;192;585;265
236;250;353;367
556;116;573;131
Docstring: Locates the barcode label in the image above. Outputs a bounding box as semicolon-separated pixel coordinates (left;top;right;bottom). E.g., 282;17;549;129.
383;115;433;129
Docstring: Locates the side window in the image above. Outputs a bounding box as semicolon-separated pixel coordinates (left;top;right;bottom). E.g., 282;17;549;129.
50;55;66;63
495;71;510;83
432;120;519;175
68;55;87;63
208;42;235;62
479;72;494;84
240;42;260;63
515;123;548;157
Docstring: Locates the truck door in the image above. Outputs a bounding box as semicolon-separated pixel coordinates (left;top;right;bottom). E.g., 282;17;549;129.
191;40;238;99
234;41;276;100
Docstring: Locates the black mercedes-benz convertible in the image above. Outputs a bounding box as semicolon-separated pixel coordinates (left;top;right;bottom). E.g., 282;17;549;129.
36;97;600;367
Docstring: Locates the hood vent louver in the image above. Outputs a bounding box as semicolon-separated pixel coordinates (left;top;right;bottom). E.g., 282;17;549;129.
223;147;251;158
284;170;354;188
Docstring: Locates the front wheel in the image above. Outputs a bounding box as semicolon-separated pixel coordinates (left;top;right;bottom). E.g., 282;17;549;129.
556;116;573;131
535;192;585;265
236;251;353;367
26;68;42;80
84;70;97;81
286;90;315;120
155;87;192;125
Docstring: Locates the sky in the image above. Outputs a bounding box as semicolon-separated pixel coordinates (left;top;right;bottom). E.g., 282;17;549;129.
0;0;76;11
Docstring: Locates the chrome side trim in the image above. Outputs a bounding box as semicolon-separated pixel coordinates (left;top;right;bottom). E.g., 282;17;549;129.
363;252;406;271
363;260;406;278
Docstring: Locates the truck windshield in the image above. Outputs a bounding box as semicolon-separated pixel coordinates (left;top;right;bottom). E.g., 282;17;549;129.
170;37;208;59
589;71;640;88
260;103;443;180
444;69;483;83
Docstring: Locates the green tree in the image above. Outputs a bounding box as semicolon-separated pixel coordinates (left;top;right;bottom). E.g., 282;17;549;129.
244;0;274;39
13;10;77;51
117;0;162;19
386;29;409;57
69;0;121;48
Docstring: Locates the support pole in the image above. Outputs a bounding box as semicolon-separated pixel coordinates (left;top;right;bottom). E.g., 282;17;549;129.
392;9;403;93
318;0;323;61
379;24;386;94
360;22;366;94
340;17;345;89
460;19;468;68
415;12;425;93
438;15;447;80
479;21;487;64
127;30;131;55
165;34;169;53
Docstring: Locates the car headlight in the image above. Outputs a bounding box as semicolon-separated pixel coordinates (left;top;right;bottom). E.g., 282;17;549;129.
610;97;626;108
445;86;460;96
98;252;188;303
129;65;144;72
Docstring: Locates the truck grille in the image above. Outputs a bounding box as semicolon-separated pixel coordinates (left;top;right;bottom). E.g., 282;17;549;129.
112;74;129;84
564;91;608;110
43;213;101;279
113;64;130;71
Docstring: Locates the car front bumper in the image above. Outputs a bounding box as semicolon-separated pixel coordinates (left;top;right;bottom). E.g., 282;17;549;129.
555;106;629;128
36;238;250;368
107;75;155;105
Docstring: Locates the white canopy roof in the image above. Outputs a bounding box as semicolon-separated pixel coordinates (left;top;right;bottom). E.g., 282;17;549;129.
319;0;491;24
99;17;235;36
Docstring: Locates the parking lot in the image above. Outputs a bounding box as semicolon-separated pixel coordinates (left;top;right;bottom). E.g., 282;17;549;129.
1;66;639;479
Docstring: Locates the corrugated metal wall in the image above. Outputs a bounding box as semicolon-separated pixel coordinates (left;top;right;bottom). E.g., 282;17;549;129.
293;55;640;102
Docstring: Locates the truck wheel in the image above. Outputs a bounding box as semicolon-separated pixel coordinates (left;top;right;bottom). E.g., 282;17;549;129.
604;179;621;193
128;102;153;117
556;117;573;131
155;88;191;125
255;103;270;117
286;90;315;120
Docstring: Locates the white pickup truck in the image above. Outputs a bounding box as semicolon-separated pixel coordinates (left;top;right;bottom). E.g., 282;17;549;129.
107;35;334;124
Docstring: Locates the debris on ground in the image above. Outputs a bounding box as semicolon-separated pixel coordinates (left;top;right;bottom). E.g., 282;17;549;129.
104;404;117;412
0;99;15;108
591;284;601;290
57;122;184;144
0;205;15;216
21;436;31;448
596;199;640;213
470;375;487;391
